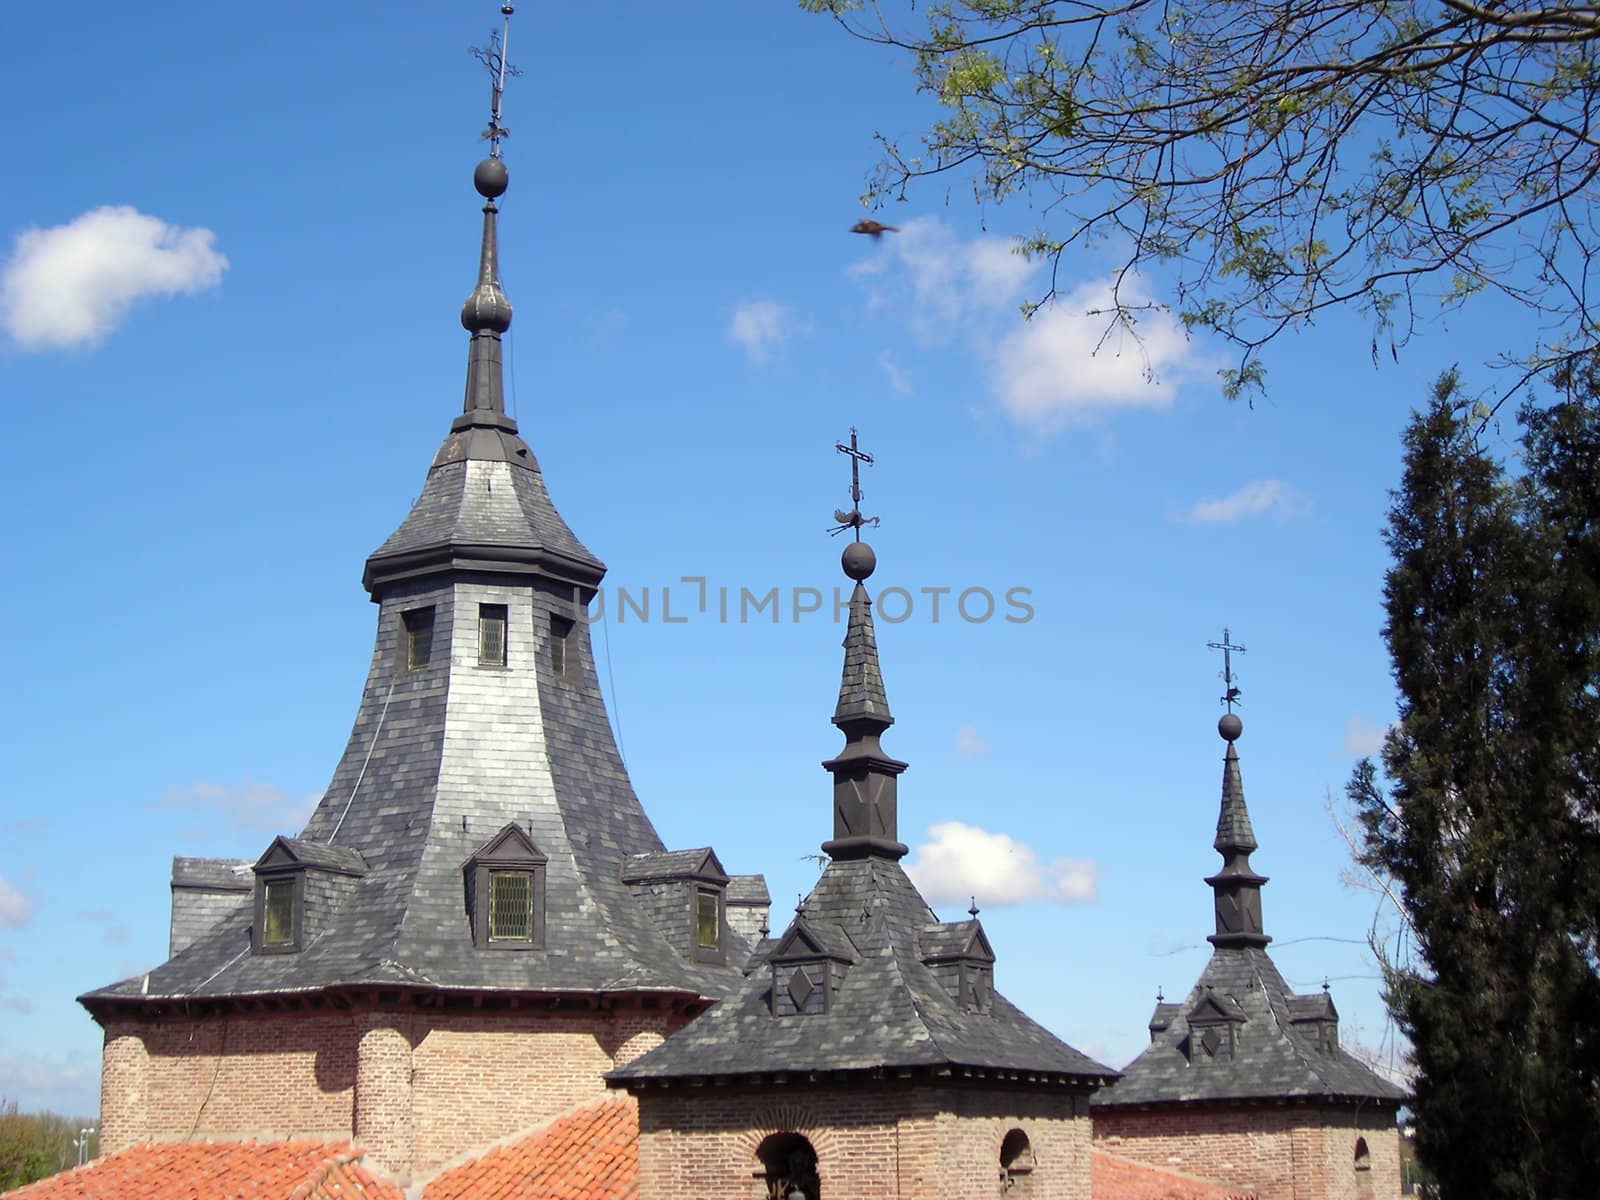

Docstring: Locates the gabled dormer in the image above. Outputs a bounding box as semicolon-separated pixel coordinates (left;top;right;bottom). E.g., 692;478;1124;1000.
1289;991;1340;1054
1183;987;1247;1065
621;847;731;964
462;823;548;950
768;918;856;1016
251;837;368;955
918;919;996;1015
1147;1000;1181;1043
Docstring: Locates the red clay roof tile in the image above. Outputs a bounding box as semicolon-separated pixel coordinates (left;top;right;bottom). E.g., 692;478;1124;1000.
1;1141;401;1200
421;1097;637;1200
1091;1149;1255;1200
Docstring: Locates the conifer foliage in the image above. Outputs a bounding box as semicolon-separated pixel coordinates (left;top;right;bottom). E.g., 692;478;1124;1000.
1350;371;1600;1198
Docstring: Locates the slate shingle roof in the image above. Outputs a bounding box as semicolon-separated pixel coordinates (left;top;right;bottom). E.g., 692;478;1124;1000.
170;858;251;890
1095;946;1406;1106
0;1141;401;1200
79;169;756;1017
420;1097;637;1200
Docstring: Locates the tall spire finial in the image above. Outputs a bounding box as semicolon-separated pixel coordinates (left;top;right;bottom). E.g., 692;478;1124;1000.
472;6;518;159
1207;627;1246;712
1204;657;1270;950
821;429;908;862
830;427;882;540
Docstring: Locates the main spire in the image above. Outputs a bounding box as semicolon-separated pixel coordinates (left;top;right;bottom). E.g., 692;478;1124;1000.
821;430;908;861
459;5;516;429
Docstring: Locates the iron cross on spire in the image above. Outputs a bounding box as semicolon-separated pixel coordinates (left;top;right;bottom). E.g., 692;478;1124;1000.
1207;627;1247;711
471;5;519;158
830;427;882;540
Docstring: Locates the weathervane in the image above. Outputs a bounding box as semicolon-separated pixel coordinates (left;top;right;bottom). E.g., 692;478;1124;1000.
1207;627;1246;712
471;5;519;158
829;427;881;540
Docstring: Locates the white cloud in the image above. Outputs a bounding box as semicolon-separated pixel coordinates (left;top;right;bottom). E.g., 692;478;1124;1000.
846;220;1205;437
728;298;806;365
1343;715;1391;758
1;206;227;350
955;724;993;756
152;779;319;835
0;1050;101;1118
0;875;33;930
905;821;1100;907
992;280;1200;435
1185;479;1307;523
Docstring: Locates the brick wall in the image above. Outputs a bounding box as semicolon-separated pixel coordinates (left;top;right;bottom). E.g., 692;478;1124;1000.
636;1081;1092;1200
1094;1103;1402;1200
96;1004;688;1179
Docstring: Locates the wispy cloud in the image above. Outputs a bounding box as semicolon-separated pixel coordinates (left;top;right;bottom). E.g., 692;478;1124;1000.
728;298;806;365
1;206;227;350
74;908;131;946
0;1050;101;1118
151;779;319;838
0;875;33;930
955;724;993;757
905;821;1100;907
847;218;1205;437
877;350;912;396
1184;479;1307;524
0;997;32;1014
1342;715;1391;758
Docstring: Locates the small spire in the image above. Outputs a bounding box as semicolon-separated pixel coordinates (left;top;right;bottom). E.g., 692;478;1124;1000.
1205;707;1271;949
457;7;517;430
968;897;981;918
821;429;908;862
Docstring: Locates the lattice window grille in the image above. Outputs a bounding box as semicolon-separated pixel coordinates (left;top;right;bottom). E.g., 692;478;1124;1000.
479;604;508;666
489;870;533;940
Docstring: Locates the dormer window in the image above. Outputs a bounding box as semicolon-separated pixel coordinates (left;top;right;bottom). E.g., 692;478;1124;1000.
695;888;721;951
262;878;297;947
918;920;996;1015
250;836;366;956
479;603;508;666
464;824;547;950
620;847;730;965
768;918;855;1017
404;607;434;670
1184;988;1246;1064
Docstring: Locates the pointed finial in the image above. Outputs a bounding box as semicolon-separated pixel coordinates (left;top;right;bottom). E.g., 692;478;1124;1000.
968;897;980;918
1157;986;1165;1003
830;427;882;540
472;6;519;160
1207;627;1247;712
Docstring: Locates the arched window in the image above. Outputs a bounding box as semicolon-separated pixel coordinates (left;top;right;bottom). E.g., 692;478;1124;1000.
1000;1128;1034;1193
1354;1137;1371;1171
757;1132;820;1200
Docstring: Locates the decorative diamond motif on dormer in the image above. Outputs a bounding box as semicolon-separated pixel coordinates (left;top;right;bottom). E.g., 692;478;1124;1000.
787;966;815;1010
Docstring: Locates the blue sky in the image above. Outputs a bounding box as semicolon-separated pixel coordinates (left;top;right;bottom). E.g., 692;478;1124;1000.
0;2;1540;1117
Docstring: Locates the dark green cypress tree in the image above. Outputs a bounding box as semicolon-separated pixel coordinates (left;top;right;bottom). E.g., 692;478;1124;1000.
1350;370;1600;1199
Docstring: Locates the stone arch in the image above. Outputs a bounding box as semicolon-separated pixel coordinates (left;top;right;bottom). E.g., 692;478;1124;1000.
1000;1127;1035;1193
755;1131;821;1200
1354;1136;1371;1171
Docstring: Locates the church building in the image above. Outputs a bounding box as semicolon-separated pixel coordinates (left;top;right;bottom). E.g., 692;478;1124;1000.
41;12;1404;1199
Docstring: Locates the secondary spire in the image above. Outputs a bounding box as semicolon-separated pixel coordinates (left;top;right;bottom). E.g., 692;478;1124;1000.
1204;631;1270;949
821;429;908;861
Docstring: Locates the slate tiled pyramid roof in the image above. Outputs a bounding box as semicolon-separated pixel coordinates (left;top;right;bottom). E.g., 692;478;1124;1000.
81;144;751;1016
610;533;1115;1087
1095;713;1404;1108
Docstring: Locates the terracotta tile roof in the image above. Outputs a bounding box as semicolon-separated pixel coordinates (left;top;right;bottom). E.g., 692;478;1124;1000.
421;1097;637;1200
1;1141;401;1200
1092;1150;1256;1200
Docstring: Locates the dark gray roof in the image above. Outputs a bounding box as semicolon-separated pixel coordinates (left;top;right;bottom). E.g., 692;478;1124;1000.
917;919;993;963
610;857;1115;1085
1214;742;1257;853
621;849;727;884
171;858;252;890
726;874;770;905
833;582;891;724
260;837;368;875
1094;946;1405;1106
81;160;750;1016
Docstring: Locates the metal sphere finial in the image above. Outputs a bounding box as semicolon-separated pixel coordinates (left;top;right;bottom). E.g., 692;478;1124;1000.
841;540;876;582
1218;712;1243;742
474;157;509;199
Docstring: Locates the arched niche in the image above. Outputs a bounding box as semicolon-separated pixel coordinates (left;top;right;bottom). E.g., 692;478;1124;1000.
756;1131;821;1200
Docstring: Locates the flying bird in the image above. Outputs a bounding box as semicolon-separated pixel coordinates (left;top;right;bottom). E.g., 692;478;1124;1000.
851;219;899;238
